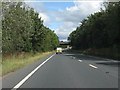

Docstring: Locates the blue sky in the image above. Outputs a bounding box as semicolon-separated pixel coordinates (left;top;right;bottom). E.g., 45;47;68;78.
25;0;103;41
43;2;74;29
44;2;74;11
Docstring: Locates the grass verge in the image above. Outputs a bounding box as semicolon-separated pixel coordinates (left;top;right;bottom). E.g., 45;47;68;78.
2;51;54;76
0;63;1;77
69;48;120;60
82;48;120;60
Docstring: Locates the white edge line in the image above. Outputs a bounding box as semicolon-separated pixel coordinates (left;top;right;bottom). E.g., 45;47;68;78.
12;53;55;89
89;64;98;69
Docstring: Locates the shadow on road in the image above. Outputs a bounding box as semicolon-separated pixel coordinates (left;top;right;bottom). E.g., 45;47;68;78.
63;50;120;67
95;61;120;67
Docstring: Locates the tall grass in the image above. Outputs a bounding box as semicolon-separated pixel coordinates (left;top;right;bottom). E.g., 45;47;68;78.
70;47;120;60
0;54;2;76
2;52;53;76
82;48;120;60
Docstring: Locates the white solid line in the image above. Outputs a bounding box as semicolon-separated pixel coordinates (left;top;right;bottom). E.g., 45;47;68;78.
12;54;55;89
89;64;98;69
78;60;82;62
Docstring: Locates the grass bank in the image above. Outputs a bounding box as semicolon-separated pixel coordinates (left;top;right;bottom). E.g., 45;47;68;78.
70;48;120;60
0;61;1;77
2;51;54;76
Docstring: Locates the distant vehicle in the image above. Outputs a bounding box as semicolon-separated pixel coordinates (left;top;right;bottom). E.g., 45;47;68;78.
56;47;62;54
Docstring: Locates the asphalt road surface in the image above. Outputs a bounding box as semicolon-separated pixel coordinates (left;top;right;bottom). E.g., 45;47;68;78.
2;51;119;89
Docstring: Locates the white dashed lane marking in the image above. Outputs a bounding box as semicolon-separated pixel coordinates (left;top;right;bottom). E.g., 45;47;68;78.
89;64;98;69
78;60;83;62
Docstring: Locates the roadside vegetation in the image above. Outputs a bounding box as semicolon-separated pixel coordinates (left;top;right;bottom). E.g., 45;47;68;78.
68;2;120;60
2;2;59;75
2;52;53;76
0;30;1;76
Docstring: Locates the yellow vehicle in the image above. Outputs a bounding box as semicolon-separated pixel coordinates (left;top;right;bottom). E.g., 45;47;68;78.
56;47;62;54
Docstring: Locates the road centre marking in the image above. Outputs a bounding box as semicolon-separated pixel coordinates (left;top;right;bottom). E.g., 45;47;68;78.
12;54;55;89
78;60;82;62
89;64;98;69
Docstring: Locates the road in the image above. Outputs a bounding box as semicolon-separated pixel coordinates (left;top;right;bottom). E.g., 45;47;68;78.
2;51;119;89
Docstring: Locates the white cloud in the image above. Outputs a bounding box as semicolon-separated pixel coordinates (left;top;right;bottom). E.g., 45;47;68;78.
66;5;78;12
55;1;103;22
53;1;103;41
25;1;50;26
74;1;102;14
38;13;50;25
55;22;79;41
26;1;104;41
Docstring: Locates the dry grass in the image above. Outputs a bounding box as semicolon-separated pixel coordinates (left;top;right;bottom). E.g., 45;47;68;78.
0;63;1;76
2;52;54;76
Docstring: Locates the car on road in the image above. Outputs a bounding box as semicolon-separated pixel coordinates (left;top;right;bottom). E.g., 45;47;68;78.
56;47;62;54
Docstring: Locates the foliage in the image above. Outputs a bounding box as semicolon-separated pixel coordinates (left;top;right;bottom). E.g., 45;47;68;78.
2;2;59;54
69;2;120;51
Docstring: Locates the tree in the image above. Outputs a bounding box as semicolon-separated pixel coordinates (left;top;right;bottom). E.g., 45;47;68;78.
69;2;120;50
2;2;59;55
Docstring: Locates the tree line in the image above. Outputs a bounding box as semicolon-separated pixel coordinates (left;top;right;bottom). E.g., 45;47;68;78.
2;2;59;55
68;2;120;59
